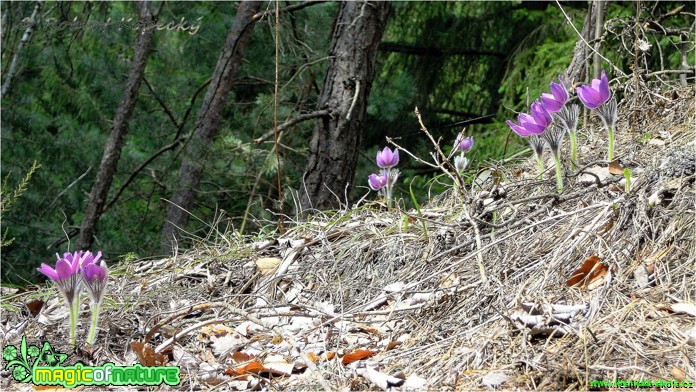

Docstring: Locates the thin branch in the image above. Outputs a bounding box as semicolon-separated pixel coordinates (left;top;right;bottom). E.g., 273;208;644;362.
254;110;329;144
143;77;180;128
173;77;211;143
46;228;79;250
379;42;506;58
345;79;360;121
252;1;328;22
101;138;184;214
47;166;92;210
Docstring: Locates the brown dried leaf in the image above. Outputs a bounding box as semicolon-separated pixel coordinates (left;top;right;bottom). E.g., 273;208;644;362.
130;341;168;366
199;324;235;337
271;336;284;344
26;299;45;317
352;324;379;335
386;341;401;351
233;361;265;375
608;159;625;175
645;262;655;275
306;352;320;363
229;351;254;365
341;349;376;365
596;218;615;235
566;256;608;289
254;257;282;275
671;366;687;381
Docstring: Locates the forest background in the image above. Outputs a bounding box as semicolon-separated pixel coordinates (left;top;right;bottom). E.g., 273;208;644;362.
1;1;693;285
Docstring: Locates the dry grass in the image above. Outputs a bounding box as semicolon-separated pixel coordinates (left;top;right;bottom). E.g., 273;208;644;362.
1;85;694;391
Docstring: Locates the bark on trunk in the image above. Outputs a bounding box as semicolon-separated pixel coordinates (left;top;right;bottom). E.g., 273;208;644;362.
592;0;606;79
565;2;594;86
78;1;155;250
1;1;41;99
160;1;262;254
299;1;391;212
565;0;607;86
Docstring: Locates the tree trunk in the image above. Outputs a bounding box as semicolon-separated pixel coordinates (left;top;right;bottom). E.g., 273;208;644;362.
299;1;391;212
565;1;598;86
1;1;41;99
78;1;155;250
592;0;606;79
160;1;262;254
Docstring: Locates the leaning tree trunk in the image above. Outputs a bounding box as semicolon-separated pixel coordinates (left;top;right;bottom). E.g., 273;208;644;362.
299;1;391;212
160;1;262;254
565;0;608;86
1;1;41;99
78;1;155;250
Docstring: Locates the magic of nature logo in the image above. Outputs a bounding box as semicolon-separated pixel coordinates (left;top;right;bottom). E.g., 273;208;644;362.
3;336;180;388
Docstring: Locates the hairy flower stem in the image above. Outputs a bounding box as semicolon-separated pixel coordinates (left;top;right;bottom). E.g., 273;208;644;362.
68;298;79;347
553;150;563;193
607;127;615;161
569;131;578;170
87;301;101;345
384;168;392;209
535;153;544;180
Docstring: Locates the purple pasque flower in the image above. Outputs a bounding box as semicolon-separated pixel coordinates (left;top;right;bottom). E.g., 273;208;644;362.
79;252;108;346
368;173;388;191
541;76;569;113
37;251;83;295
37;251;82;281
577;70;611;109
376;146;399;168
37;251;85;346
454;132;474;153
506;100;552;137
82;258;108;302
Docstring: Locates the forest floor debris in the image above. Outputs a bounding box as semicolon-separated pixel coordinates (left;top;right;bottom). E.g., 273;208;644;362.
1;85;694;390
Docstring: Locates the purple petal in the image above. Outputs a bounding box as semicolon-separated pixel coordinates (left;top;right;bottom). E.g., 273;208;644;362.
541;93;562;113
531;101;552;128
591;78;602;91
83;262;108;283
457;135;474;152
518;114;543;133
55;259;74;280
376;147;398;168
96;260;109;281
368;173;386;191
506;120;527;136
550;80;568;104
37;263;59;281
70;251;83;274
576;85;601;109
375;150;385;168
81;251;95;267
598;70;611;103
83;264;96;282
376;147;391;168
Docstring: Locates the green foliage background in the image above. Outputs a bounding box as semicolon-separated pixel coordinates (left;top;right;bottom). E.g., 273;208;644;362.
1;1;692;285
